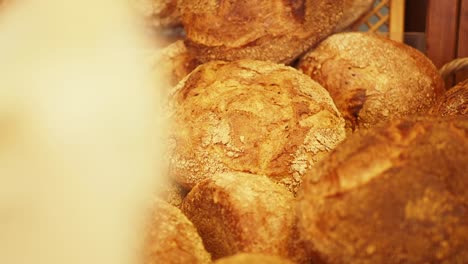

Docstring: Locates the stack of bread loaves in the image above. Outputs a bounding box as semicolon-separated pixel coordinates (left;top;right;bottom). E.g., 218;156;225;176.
142;0;468;263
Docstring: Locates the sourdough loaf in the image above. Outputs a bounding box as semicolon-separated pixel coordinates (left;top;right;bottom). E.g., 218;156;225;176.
299;32;445;131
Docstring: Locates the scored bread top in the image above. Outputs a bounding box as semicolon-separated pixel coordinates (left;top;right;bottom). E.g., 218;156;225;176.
168;59;346;193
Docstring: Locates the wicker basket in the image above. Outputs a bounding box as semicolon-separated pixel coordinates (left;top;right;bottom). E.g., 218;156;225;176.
352;0;405;42
440;57;468;87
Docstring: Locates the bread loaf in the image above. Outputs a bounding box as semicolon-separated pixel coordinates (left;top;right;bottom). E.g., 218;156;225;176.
144;199;211;264
299;32;445;131
179;0;345;64
182;172;309;263
169;60;346;193
297;116;468;263
213;253;294;264
430;79;468;116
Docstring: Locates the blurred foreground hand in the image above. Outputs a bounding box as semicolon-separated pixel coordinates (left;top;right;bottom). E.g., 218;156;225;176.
0;1;163;263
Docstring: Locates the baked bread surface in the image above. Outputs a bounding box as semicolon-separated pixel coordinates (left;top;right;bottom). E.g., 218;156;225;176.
299;32;445;131
179;0;345;63
430;79;468;116
144;199;211;264
182;172;308;263
297;116;468;264
169;60;346;193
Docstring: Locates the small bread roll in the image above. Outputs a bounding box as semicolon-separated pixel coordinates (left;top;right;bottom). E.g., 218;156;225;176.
157;40;200;87
430;79;468;116
335;0;374;32
299;32;445;131
169;60;346;193
179;0;345;64
214;253;294;264
297;116;468;264
144;199;211;264
133;0;181;29
182;172;309;263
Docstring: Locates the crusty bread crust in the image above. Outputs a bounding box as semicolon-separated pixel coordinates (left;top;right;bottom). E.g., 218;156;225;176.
430;80;468;116
144;199;211;264
299;32;445;132
182;172;309;263
179;0;345;64
168;60;346;193
213;253;294;264
297;116;468;264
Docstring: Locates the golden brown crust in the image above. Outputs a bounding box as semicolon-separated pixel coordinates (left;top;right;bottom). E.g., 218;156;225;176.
213;253;294;264
182;172;309;263
298;32;445;132
430;80;468;116
179;0;345;64
156;40;201;87
144;199;211;264
168;60;346;193
297;116;468;264
335;0;374;32
133;0;181;28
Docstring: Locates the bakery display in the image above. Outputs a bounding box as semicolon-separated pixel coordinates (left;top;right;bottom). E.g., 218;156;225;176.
213;253;294;264
335;0;374;32
430;79;468;116
297;116;468;264
169;59;346;193
182;172;309;263
178;0;345;64
143;199;211;264
2;1;466;263
298;32;445;131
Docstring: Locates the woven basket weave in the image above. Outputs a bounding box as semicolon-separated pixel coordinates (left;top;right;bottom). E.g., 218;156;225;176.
439;58;468;85
352;0;405;42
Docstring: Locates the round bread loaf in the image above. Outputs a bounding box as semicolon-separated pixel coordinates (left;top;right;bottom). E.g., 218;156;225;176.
157;40;200;87
182;172;309;263
214;253;294;264
430;79;468;116
297;116;468;264
168;60;346;193
143;199;211;264
178;0;345;64
133;0;181;28
298;32;445;131
335;0;374;32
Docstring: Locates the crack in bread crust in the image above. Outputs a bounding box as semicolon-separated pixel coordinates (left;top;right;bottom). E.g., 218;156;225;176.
169;60;346;193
